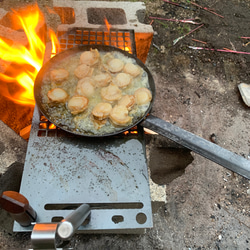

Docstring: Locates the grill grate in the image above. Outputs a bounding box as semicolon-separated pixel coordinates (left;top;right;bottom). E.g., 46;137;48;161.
37;115;70;138
37;114;141;138
57;28;137;56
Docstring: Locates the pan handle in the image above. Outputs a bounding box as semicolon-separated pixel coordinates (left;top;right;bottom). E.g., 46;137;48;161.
141;114;250;179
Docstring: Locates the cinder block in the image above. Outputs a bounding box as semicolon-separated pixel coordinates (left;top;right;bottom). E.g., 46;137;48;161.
52;0;154;62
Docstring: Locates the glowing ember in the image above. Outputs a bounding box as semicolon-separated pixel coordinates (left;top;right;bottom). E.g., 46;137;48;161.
0;4;59;106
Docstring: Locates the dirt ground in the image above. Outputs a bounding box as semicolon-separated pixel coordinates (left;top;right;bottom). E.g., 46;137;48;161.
145;1;250;247
0;0;250;249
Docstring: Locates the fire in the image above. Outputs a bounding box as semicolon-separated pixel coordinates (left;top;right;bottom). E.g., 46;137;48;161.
0;4;59;106
49;29;60;57
103;17;131;53
104;17;111;33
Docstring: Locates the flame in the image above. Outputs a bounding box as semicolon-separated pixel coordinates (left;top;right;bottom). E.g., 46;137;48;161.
124;45;130;52
103;17;132;53
0;4;59;105
104;17;111;32
49;123;56;130
49;29;60;57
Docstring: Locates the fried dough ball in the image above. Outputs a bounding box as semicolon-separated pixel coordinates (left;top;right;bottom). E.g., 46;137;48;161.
118;95;135;110
76;77;95;98
114;73;132;89
93;73;112;87
67;96;89;115
50;69;69;82
74;64;93;79
123;63;141;77
80;49;100;66
47;88;68;103
108;58;124;73
134;88;152;105
109;105;132;126
101;83;122;102
92;102;112;120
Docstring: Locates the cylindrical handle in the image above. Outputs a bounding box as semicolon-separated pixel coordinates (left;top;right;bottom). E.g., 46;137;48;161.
0;191;37;226
31;223;59;249
57;204;90;240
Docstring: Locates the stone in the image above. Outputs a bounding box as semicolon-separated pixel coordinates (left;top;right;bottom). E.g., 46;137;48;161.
238;83;250;107
52;0;154;63
0;120;27;175
0;120;27;232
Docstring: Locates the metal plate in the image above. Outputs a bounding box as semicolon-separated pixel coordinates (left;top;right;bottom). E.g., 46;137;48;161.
14;106;153;232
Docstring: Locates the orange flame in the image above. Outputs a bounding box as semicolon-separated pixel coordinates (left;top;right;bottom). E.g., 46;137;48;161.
104;17;111;32
103;17;131;53
0;4;59;106
49;29;60;58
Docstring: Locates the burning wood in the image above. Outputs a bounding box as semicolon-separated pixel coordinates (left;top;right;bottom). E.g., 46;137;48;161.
19;124;32;140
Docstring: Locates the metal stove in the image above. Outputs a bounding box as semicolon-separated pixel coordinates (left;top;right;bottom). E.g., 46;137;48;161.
14;27;153;233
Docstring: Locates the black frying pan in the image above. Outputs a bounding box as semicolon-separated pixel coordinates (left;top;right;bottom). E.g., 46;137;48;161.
34;45;155;137
34;45;250;179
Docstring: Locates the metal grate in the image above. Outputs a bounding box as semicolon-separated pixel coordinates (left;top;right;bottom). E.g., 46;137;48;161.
37;114;141;138
57;27;137;56
37;115;71;138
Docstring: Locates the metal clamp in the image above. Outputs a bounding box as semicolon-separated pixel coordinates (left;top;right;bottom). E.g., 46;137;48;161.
31;204;91;249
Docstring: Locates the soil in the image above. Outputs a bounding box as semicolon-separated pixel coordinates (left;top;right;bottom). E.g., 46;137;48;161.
0;0;250;249
144;1;250;249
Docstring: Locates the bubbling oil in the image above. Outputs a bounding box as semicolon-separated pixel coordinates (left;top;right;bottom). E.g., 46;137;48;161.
40;49;151;135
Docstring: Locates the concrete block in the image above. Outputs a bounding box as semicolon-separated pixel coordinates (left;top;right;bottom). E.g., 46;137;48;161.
52;0;154;62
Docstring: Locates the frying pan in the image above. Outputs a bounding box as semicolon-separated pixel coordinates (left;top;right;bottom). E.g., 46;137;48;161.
34;45;250;179
34;45;155;137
